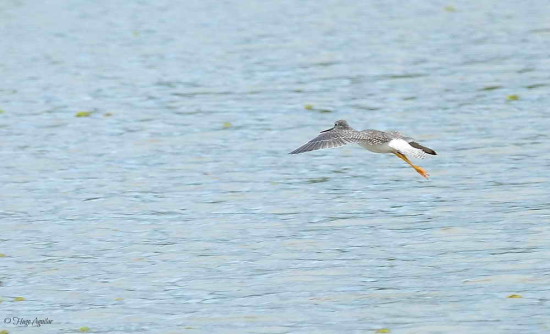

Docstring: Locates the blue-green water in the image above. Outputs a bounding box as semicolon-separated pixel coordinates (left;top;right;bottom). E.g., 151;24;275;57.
1;0;550;333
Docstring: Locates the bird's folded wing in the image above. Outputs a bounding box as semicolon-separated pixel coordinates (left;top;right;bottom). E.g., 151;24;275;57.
289;132;356;154
388;138;428;159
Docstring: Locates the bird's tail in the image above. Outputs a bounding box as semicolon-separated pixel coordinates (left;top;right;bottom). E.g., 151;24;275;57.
409;142;437;155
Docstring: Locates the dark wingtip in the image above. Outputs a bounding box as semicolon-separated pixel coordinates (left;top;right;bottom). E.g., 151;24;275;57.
423;148;437;155
410;141;437;155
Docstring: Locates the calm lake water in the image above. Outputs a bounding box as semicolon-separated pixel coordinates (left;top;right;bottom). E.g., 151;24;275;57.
1;0;550;333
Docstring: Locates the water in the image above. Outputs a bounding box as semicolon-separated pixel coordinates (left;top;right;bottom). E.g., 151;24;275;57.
1;0;550;333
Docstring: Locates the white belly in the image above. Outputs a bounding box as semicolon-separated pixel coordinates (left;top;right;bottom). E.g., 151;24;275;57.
358;142;394;154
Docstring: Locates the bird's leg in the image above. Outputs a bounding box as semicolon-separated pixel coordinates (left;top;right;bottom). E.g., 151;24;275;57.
394;152;430;178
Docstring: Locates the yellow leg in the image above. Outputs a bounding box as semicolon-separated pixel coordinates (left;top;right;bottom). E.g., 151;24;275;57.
394;152;430;179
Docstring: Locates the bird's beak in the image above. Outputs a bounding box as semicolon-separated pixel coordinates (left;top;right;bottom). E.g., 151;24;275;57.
320;126;334;133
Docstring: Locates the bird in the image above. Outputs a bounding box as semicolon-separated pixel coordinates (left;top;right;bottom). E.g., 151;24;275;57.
289;120;437;178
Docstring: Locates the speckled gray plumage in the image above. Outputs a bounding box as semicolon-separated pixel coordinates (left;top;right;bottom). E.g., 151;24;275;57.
289;120;436;157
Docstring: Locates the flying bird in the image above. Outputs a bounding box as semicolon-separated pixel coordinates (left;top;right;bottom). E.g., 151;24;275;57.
290;120;437;178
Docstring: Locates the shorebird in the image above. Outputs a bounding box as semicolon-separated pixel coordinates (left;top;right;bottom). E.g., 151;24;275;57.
290;120;437;178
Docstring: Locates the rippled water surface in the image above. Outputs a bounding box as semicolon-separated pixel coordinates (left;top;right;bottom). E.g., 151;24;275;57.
2;0;550;333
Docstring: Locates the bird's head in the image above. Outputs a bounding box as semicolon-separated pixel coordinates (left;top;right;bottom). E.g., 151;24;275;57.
321;120;350;132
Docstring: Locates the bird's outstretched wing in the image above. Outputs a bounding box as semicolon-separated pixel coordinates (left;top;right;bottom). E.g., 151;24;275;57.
289;131;355;154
